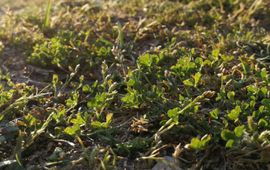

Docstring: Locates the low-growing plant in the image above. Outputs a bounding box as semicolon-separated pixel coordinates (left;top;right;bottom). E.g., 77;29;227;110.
1;0;270;169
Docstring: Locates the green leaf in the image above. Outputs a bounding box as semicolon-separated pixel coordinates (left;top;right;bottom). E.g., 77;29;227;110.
227;91;235;100
221;129;235;141
228;106;241;121
64;125;80;136
183;79;193;87
258;118;268;127
87;92;107;109
170;56;196;76
234;125;245;137
52;74;59;86
189;135;211;150
211;49;220;60
262;99;270;108
260;87;268;96
91;121;107;129
221;55;234;62
249;100;256;109
193;72;202;87
121;90;140;108
91;113;113;129
167;107;180;124
259;106;265;113
260;68;268;79
66;92;79;108
82;85;91;93
105;113;113;126
52;108;66;123
70;112;85;125
225;139;234;148
209;108;219;119
138;53;159;67
189;138;201;149
247;85;257;94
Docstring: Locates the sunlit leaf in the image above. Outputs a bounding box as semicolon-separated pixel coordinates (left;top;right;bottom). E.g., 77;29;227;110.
189;135;211;150
183;79;193;87
193;72;202;87
228;106;241;121
227;91;235;100
64;125;80;136
234;125;245;137
209;108;219;119
167;107;180;124
225;139;234;148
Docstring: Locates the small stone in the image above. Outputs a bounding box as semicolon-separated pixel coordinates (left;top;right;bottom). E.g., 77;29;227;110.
152;156;183;170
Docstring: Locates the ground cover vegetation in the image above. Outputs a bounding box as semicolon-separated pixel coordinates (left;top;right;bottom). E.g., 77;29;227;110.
0;0;270;169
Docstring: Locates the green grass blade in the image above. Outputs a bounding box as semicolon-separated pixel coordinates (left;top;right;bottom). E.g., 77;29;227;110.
44;0;52;29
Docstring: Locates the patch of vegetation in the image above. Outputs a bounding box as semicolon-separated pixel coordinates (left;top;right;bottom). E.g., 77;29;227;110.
0;0;270;169
30;30;113;72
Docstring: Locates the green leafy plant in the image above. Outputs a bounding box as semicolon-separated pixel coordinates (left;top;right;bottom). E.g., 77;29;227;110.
1;0;270;169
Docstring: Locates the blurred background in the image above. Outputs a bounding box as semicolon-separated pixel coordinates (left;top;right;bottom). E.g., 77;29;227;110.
0;0;44;12
0;0;42;6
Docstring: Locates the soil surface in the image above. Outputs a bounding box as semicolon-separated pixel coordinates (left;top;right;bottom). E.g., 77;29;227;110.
0;0;53;87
